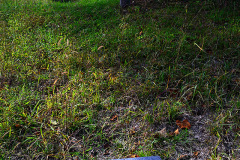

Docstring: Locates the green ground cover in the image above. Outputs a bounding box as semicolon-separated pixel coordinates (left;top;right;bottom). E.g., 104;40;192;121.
0;0;239;159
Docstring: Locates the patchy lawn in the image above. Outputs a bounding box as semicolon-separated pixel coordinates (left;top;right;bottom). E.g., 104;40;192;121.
0;0;239;159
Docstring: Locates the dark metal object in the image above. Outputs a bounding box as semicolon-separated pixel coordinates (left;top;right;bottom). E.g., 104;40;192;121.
120;0;131;8
113;156;162;160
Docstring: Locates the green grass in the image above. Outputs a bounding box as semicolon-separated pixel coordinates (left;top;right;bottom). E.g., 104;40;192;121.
0;0;239;159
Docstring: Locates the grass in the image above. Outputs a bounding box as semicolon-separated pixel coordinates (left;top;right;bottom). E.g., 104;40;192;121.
0;0;239;159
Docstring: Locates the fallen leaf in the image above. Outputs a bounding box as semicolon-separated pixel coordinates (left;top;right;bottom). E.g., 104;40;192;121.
127;155;140;158
154;127;168;138
194;151;199;157
130;129;136;135
58;38;63;46
97;46;104;50
177;155;187;160
67;39;69;46
110;115;118;121
182;119;191;129
176;119;191;129
174;128;180;135
180;155;186;158
176;120;181;126
15;124;21;128
52;79;59;88
61;72;68;75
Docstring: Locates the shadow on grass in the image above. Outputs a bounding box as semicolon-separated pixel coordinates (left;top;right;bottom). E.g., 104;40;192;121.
49;0;122;35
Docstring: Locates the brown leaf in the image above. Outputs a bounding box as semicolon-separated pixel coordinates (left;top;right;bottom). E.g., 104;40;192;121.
154;127;168;138
174;128;180;135
97;46;104;50
127;155;140;158
52;79;59;88
67;39;69;46
176;119;191;129
58;38;63;46
15;124;21;128
194;151;199;157
110;115;118;121
182;119;191;129
177;155;187;160
129;129;136;135
176;120;181;126
139;31;143;35
61;72;68;75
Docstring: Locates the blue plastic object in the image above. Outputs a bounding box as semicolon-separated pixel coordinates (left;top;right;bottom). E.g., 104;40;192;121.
113;156;161;160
